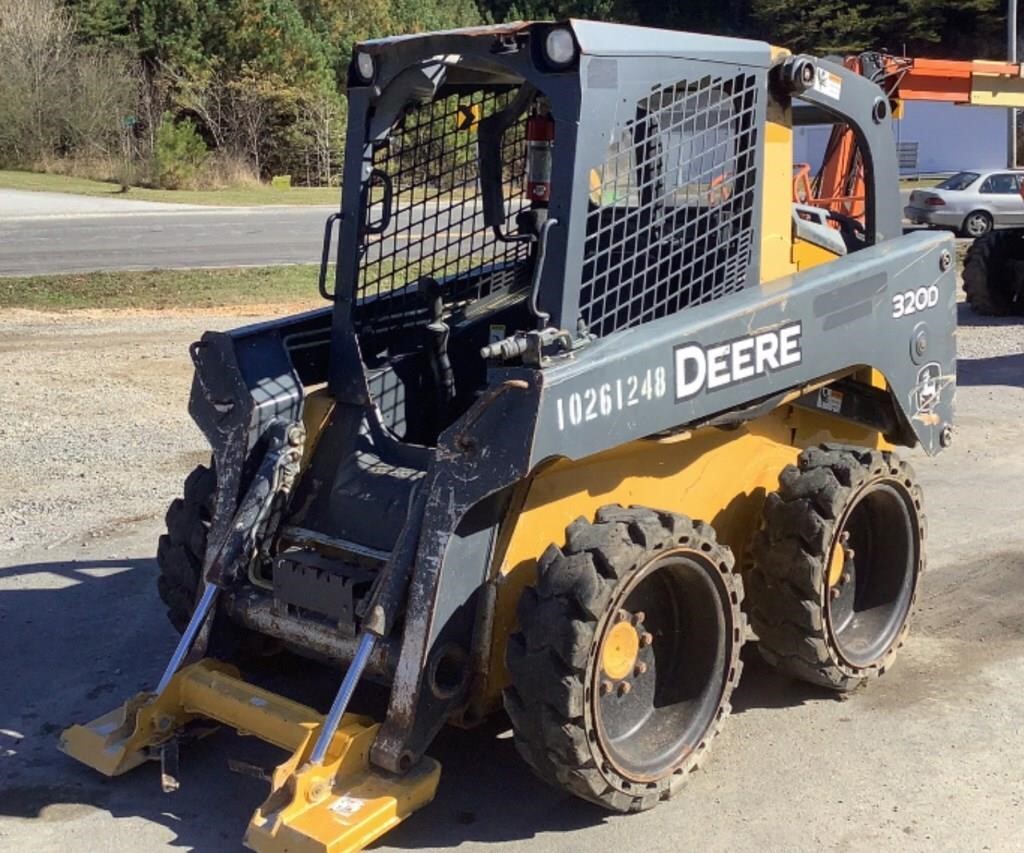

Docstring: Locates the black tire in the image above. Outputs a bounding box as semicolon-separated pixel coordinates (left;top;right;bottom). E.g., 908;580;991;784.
504;505;744;813
746;445;924;692
156;464;275;659
157;464;216;632
959;209;993;238
962;230;1024;316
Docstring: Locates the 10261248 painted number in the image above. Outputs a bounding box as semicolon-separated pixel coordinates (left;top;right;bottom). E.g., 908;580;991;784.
556;367;667;430
892;284;939;319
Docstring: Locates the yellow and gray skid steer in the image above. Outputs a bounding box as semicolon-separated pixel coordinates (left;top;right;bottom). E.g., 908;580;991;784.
62;20;955;851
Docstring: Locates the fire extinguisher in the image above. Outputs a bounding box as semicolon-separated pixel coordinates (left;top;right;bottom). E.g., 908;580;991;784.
525;107;554;206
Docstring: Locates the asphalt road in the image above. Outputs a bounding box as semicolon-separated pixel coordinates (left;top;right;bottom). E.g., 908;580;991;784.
0;206;338;276
1;300;1023;852
0;188;919;277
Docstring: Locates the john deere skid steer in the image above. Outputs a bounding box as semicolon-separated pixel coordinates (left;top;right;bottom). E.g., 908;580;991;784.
62;20;956;851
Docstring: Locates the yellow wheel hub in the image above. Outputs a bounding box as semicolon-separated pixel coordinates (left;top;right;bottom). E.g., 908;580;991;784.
827;540;846;587
601;620;640;681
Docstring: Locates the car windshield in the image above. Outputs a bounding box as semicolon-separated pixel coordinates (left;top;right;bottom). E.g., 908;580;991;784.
936;172;980;191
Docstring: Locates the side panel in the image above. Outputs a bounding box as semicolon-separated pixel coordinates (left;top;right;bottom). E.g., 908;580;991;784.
480;404;886;706
529;229;956;462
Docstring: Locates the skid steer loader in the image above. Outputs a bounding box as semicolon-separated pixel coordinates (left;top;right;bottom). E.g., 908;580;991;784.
62;20;956;851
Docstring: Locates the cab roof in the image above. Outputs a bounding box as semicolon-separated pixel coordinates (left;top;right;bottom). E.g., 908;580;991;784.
356;19;774;69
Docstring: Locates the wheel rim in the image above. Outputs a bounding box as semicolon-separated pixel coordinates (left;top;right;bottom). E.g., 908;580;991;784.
966;214;991;236
591;550;731;783
826;481;918;668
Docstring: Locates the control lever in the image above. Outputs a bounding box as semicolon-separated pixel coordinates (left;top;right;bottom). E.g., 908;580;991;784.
419;278;456;421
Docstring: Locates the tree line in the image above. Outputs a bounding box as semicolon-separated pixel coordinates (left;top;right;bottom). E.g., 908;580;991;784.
0;0;1010;189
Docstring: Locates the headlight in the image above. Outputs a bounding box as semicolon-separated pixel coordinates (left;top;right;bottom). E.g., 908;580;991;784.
354;51;375;83
543;28;576;68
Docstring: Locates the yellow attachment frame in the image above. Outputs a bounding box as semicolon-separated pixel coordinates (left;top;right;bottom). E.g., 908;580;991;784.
59;659;440;853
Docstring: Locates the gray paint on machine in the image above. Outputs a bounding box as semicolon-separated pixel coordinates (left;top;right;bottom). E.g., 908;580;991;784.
528;230;956;465
180;21;958;779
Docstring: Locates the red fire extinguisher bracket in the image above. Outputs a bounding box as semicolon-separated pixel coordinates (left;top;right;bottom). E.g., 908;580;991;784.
525;111;555;205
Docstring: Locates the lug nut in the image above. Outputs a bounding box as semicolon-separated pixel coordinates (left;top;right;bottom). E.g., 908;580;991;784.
631;611;646;627
830;587;841;600
616;609;629;623
600;681;613;696
841;572;851;585
840;531;850;544
617;682;632;697
634;662;647;677
639;632;653;648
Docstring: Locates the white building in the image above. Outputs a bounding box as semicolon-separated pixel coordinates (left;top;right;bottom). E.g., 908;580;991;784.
794;101;1008;174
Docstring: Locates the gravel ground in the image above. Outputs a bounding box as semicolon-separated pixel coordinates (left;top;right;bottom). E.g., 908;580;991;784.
1;296;1023;853
0;310;217;555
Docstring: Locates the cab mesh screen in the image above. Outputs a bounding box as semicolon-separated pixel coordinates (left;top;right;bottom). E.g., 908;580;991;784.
580;74;760;338
355;87;531;333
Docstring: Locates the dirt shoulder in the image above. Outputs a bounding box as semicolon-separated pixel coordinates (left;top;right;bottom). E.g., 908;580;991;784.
0;309;278;556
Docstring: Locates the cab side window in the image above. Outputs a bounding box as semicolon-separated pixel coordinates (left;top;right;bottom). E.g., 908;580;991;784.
979;173;1019;194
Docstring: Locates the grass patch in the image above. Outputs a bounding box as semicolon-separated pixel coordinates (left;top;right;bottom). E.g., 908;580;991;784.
0;170;341;207
0;265;329;311
0;169;462;207
899;176;942;189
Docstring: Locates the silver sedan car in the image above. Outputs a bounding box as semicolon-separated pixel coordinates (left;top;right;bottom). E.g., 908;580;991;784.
904;169;1024;237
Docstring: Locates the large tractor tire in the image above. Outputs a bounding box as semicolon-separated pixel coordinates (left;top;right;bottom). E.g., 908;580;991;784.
505;506;744;812
746;445;924;692
157;464;217;632
962;230;1024;316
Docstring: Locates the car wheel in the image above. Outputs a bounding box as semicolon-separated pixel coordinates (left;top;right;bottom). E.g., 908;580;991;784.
960;210;993;238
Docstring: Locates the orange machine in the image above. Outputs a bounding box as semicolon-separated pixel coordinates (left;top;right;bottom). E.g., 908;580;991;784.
798;53;1024;217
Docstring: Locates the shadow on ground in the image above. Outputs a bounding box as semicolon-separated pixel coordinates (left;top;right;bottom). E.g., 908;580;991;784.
956;301;1024;328
957;352;1024;387
0;555;837;850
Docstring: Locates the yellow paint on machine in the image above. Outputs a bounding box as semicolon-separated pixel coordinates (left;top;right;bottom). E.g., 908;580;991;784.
601;620;641;680
759;45;799;284
60;660;440;853
300;387;336;468
481;403;886;703
760;112;799;283
969;72;1024;107
792;236;841;271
